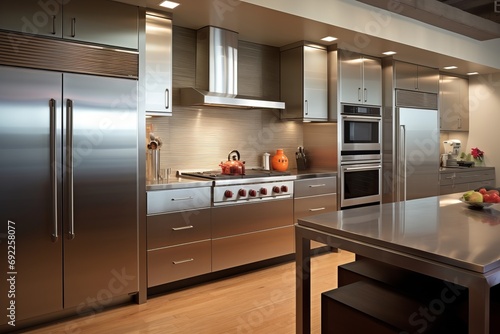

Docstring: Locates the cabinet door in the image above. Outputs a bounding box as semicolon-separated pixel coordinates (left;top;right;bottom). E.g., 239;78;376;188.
62;74;138;309
394;61;418;91
417;65;439;93
440;75;461;130
145;13;172;114
339;51;363;104
458;77;469;131
63;0;138;49
303;45;328;120
0;66;63;324
362;56;382;106
0;0;62;37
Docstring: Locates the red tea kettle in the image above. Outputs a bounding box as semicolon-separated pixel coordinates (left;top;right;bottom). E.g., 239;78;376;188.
220;150;245;175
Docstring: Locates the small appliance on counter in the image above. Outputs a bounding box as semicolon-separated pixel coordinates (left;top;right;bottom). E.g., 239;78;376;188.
146;133;163;181
442;139;461;167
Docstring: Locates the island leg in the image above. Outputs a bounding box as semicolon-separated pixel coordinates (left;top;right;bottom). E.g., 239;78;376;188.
296;228;311;334
469;282;490;334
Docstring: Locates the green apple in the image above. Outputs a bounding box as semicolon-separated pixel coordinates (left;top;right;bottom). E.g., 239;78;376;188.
463;190;474;201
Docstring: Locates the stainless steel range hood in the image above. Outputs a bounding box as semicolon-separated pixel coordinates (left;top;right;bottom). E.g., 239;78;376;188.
180;26;285;109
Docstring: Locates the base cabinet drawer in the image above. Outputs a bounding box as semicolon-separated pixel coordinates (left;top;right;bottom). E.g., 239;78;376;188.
294;194;337;219
147;209;211;249
212;226;294;272
147;240;211;287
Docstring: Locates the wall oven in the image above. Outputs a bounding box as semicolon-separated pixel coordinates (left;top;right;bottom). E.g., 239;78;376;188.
340;104;382;208
340;160;382;208
340;104;381;153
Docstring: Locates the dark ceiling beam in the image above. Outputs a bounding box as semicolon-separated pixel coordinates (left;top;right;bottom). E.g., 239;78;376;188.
356;0;500;40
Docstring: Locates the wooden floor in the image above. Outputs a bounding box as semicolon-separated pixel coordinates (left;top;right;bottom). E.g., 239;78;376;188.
24;251;355;334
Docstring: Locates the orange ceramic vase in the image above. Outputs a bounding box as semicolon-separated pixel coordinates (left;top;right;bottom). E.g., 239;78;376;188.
272;149;288;172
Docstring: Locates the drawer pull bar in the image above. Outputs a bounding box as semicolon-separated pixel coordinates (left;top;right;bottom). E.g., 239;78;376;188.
172;225;194;231
173;258;194;265
309;184;326;188
171;196;194;201
309;207;326;212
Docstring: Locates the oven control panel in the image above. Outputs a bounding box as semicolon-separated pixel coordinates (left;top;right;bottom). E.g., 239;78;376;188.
213;180;294;205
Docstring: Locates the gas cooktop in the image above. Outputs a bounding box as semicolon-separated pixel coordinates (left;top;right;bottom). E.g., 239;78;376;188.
181;169;291;180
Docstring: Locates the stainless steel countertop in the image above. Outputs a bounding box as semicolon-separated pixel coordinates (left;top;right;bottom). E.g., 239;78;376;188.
146;168;338;191
297;193;500;273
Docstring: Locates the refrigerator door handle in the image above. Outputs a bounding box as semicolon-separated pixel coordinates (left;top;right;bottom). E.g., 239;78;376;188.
50;99;59;242
399;124;407;202
66;99;75;240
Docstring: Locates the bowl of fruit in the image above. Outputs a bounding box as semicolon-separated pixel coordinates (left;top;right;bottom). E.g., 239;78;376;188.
460;187;500;208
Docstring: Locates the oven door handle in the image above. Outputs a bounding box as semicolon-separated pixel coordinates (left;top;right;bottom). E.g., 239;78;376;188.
344;165;381;171
341;115;381;121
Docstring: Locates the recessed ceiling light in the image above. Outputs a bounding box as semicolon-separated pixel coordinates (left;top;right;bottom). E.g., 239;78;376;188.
467;72;479;75
443;66;457;70
159;1;180;9
382;51;397;55
321;36;337;42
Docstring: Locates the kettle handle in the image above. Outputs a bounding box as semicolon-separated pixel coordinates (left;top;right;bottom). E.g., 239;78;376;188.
228;150;240;161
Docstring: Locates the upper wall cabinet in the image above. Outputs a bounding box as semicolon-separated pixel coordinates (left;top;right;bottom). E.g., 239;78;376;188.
394;61;439;93
280;42;328;121
144;11;172;115
440;74;469;131
338;50;382;106
0;0;138;50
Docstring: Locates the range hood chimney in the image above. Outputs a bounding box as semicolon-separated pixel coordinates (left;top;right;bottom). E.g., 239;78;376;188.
180;26;285;109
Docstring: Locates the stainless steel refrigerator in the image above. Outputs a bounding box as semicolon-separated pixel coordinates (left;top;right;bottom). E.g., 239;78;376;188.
0;65;139;326
395;107;440;201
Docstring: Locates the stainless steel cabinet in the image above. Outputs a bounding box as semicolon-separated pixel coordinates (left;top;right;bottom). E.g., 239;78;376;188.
339;51;382;106
0;0;138;49
439;168;495;195
144;11;173;115
211;199;294;271
294;177;337;248
440;74;469;131
280;42;328;121
0;66;139;327
146;188;212;287
394;61;439;93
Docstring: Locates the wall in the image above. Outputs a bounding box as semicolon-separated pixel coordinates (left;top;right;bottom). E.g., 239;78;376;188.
146;26;309;173
468;73;500;181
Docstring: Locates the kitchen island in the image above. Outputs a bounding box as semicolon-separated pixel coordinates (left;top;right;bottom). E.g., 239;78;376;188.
296;194;500;333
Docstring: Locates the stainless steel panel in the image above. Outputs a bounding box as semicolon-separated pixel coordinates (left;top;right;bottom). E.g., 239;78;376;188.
0;31;138;78
147;240;211;287
147;209;211;249
339;50;363;104
394;61;418;91
396;89;438;109
147;187;211;214
303;45;328;120
212;199;293;238
145;12;172;114
294;177;337;198
294;194;337;220
0;66;63;323
62;0;138;49
62;73;138;309
212;226;294;272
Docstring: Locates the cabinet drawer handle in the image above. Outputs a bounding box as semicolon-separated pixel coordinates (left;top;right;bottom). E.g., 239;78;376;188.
309;207;326;212
71;18;76;37
172;225;194;231
171;196;193;201
173;258;194;265
309;184;326;188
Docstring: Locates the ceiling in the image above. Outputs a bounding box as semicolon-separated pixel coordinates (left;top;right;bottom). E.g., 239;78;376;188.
439;0;500;24
115;0;500;75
